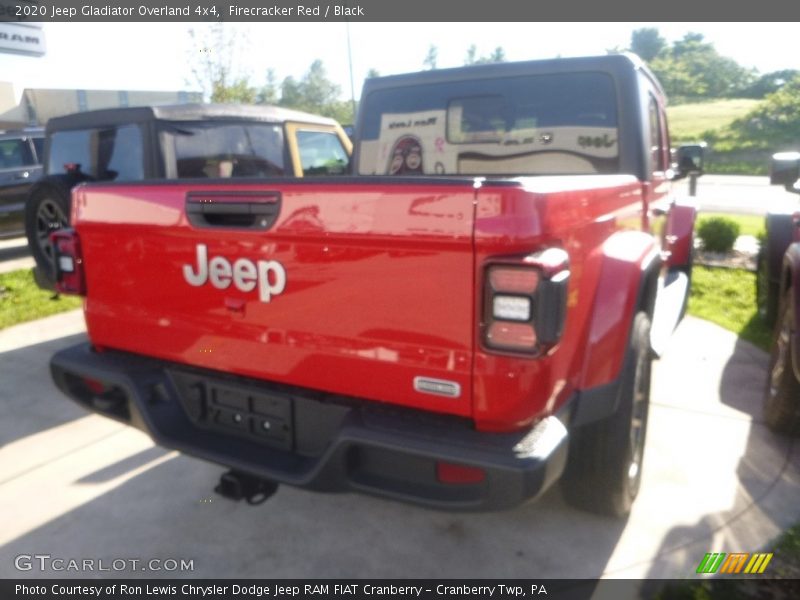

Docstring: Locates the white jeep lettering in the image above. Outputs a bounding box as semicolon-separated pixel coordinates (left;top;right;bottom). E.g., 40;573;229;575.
257;260;287;303
233;259;257;292
183;244;286;302
208;256;232;289
183;244;208;286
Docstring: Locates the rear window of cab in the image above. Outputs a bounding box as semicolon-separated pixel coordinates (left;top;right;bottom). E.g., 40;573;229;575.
357;72;618;177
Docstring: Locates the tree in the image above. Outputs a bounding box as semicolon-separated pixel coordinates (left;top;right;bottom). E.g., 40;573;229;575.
630;28;666;61
279;60;353;124
255;69;279;105
211;78;256;104
464;45;506;65
187;28;353;122
187;24;256;103
742;70;800;99
366;68;380;79
644;32;756;99
730;75;800;145
464;44;477;65
487;47;506;63
287;60;339;110
423;45;438;70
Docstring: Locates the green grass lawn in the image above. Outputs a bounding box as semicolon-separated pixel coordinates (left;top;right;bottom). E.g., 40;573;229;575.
667;98;760;142
0;268;82;330
667;98;769;175
770;521;800;578
688;266;771;351
688;211;770;350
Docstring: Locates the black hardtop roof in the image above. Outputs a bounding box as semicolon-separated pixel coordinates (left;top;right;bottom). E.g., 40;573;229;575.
45;103;338;133
362;53;664;98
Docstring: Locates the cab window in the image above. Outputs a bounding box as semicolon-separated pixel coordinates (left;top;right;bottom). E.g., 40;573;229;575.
296;130;349;175
357;72;619;176
165;122;285;178
648;95;666;173
0;138;35;169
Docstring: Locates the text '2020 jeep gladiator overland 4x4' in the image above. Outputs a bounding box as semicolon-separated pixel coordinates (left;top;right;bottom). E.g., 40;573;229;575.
49;55;699;516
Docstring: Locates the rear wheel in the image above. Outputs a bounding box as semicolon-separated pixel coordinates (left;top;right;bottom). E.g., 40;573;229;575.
759;213;794;328
562;312;652;517
764;292;800;435
756;247;779;328
24;180;71;287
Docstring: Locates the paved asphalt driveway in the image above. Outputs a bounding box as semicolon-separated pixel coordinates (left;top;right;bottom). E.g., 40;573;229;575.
0;311;798;580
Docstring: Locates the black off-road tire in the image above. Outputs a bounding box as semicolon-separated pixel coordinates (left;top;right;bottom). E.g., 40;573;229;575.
24;179;72;288
562;312;652;517
764;293;800;435
759;213;794;328
756;247;779;328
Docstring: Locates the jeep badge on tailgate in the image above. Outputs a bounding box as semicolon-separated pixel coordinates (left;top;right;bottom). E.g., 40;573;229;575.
183;244;287;302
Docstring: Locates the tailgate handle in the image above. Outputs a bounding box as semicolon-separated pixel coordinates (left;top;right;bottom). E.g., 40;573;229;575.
186;192;281;230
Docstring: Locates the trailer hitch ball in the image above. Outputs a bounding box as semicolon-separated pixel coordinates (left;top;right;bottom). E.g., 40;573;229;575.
214;470;279;505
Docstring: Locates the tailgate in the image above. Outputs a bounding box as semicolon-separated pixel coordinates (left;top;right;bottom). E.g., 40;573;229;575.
74;181;477;417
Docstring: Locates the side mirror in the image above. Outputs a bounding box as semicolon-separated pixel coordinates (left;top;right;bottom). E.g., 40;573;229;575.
770;152;800;193
673;143;706;179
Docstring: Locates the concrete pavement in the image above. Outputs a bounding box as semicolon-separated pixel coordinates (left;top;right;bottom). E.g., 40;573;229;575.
0;237;34;275
0;311;798;580
674;174;795;215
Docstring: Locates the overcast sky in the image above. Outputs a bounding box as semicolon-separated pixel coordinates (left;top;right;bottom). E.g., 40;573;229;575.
2;22;797;103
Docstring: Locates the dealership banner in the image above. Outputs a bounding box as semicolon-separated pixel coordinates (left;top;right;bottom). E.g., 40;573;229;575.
0;21;44;54
1;0;799;22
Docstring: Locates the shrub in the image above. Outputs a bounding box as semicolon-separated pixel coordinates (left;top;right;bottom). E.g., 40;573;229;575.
697;216;741;253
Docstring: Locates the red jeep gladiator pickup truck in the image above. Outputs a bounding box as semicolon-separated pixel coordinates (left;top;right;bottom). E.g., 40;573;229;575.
49;55;698;516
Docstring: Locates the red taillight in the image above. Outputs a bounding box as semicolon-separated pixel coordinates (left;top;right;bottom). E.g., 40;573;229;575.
484;248;569;355
50;229;86;296
436;461;486;484
487;322;538;351
489;268;539;294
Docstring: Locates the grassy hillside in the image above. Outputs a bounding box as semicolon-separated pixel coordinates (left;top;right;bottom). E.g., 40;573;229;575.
667;99;760;142
667;98;769;175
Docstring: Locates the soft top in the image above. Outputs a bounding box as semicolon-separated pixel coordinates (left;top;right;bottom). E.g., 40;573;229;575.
46;103;338;132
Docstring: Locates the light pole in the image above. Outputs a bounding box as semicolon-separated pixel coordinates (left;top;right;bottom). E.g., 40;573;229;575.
346;21;356;123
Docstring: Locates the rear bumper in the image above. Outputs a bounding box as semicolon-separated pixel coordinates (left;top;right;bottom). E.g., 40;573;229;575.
51;343;568;511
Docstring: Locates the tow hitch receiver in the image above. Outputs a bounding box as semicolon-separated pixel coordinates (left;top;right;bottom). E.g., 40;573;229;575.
214;470;279;505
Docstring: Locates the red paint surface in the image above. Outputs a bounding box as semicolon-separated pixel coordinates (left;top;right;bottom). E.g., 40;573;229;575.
72;172;682;431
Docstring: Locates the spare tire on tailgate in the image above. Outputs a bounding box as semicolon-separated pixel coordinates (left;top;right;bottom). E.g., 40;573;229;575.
24;175;82;289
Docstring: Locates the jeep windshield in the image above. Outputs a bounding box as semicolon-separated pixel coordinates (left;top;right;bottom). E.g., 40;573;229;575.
162;121;285;178
357;72;619;177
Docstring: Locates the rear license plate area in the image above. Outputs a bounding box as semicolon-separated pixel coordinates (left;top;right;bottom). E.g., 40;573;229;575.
170;371;293;450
